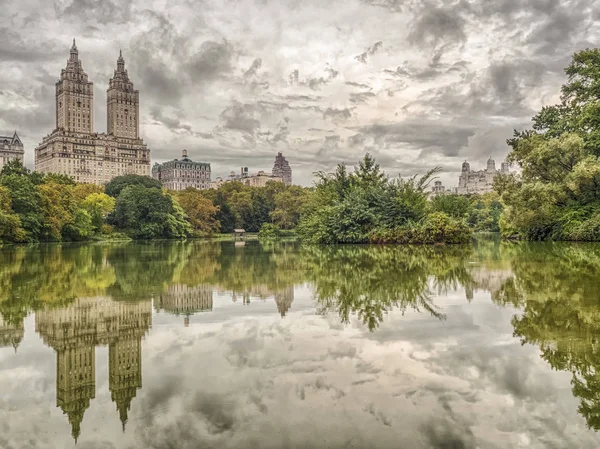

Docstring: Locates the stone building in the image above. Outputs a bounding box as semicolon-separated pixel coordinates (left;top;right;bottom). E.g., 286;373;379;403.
455;158;509;195
0;132;24;171
151;150;211;190
430;180;450;198
209;167;282;189
35;40;150;185
35;296;152;441
272;152;292;186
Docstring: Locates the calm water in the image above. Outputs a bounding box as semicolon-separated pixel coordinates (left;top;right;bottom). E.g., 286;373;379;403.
1;238;600;448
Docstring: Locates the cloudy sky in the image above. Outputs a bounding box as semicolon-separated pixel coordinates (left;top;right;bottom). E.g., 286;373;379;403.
1;0;599;186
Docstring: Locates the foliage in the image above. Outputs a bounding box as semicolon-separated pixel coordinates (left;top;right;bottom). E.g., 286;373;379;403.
104;174;162;198
110;185;191;239
80;193;116;232
298;154;472;244
176;188;220;236
202;181;307;233
499;49;600;240
258;223;281;239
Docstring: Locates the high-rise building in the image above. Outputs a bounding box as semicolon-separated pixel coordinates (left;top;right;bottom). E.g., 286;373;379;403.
151;150;211;190
271;152;292;186
0;131;24;171
35;40;150;185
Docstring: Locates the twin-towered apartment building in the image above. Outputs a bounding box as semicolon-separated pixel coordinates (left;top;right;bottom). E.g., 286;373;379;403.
25;39;292;189
35;40;150;184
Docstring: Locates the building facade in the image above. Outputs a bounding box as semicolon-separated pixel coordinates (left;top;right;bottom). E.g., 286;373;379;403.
209;167;282;189
35;40;150;185
151;150;211;190
272;152;292;185
0;132;24;171
430;180;449;197
455;158;509;195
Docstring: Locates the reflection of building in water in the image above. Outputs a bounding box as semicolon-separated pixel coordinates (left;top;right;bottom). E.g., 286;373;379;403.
230;285;294;317
35;297;152;442
465;267;514;301
155;284;213;326
0;315;25;352
274;286;294;317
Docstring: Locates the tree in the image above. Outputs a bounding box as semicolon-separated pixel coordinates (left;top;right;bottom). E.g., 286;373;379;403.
39;181;76;240
430;194;472;219
0;174;44;241
498;48;600;241
104;174;162;198
271;186;309;229
176;188;220;235
80;193;116;232
110;186;190;239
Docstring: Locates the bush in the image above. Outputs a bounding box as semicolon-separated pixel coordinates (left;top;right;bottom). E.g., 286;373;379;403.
259;223;281;239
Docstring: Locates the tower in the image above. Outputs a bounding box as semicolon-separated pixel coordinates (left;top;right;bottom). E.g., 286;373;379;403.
272;152;292;186
459;161;470;189
486;158;496;172
55;39;94;133
107;50;139;139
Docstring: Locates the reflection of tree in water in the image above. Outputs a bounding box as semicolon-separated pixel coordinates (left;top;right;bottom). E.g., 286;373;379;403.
303;244;474;331
494;242;600;430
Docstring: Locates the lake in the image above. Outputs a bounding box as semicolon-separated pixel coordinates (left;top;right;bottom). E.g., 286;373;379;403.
1;238;600;448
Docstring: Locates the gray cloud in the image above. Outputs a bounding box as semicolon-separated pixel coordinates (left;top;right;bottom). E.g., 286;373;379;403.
355;41;383;63
55;0;133;25
350;92;376;104
323;108;352;122
244;58;262;78
290;65;339;91
186;39;236;81
408;6;466;50
219;101;261;134
345;81;372;89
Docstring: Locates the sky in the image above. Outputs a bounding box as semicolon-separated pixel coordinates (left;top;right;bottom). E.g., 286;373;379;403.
1;0;599;186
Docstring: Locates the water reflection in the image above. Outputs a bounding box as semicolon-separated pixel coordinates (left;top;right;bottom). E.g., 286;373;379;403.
1;239;600;444
35;297;151;441
492;242;600;431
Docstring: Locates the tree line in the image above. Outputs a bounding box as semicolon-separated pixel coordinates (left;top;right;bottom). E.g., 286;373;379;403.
0;157;508;244
0;160;311;243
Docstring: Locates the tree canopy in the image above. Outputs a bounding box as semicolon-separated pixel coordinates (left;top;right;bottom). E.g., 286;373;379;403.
498;48;600;241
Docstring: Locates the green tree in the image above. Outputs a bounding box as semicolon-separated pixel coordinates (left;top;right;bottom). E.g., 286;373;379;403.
110;185;190;239
104;174;162;198
430;194;472;219
499;48;600;241
81;193;116;232
0;174;44;241
176;188;220;235
271;186;309;229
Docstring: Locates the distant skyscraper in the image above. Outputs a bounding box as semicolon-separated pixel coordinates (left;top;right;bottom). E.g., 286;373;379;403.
35;40;150;184
0;132;24;171
272;152;292;186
